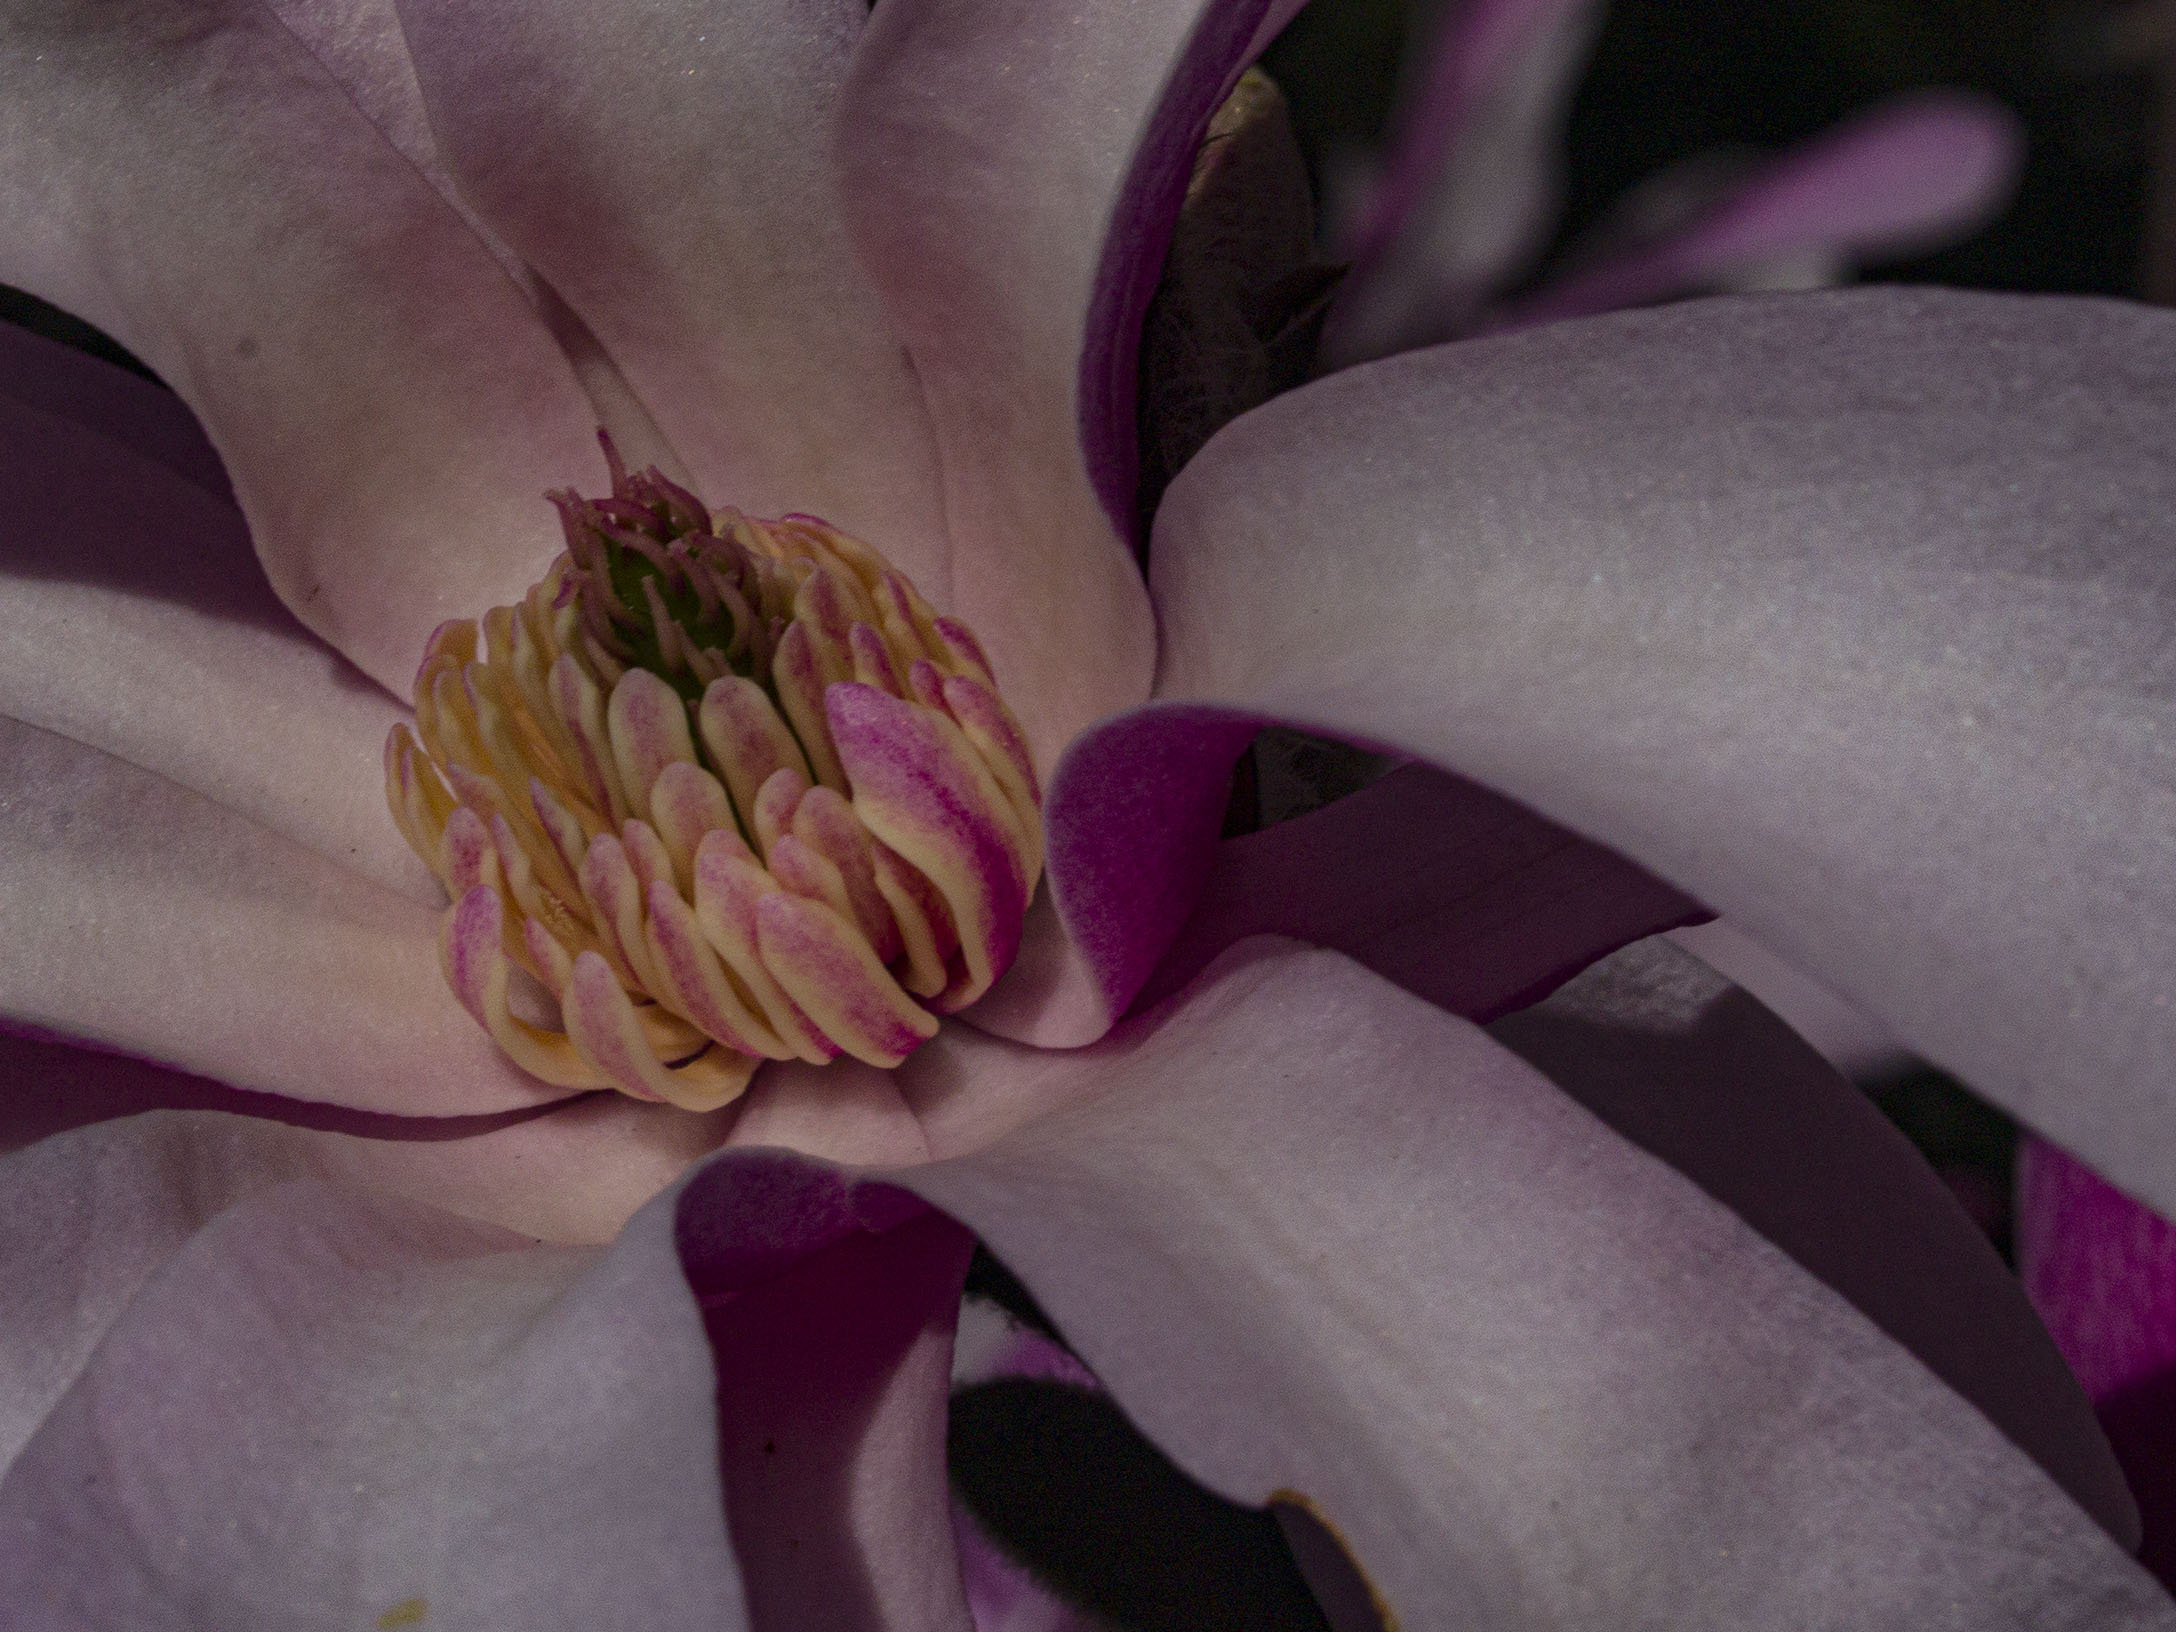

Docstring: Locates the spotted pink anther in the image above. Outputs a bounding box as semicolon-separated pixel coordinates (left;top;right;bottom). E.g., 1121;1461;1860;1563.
384;441;1043;1110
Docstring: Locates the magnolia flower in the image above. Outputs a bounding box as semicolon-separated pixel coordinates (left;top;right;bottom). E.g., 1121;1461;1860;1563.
1;0;2173;1627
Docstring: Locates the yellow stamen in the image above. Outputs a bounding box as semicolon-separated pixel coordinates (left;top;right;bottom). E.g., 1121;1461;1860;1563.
391;453;1041;1109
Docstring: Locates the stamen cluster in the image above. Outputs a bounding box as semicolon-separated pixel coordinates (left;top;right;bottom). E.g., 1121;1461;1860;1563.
385;448;1042;1110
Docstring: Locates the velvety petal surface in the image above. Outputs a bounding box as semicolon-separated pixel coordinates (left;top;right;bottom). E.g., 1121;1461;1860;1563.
0;1117;745;1629
839;0;1280;760
0;1042;730;1242
0;341;428;899
1322;0;1606;365
1151;287;2176;1217
894;941;2173;1626
0;0;605;693
392;0;953;583
0;716;555;1116
2022;1137;2176;1405
1486;92;2022;333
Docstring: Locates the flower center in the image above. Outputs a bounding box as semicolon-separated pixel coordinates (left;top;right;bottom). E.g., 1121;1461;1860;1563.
384;439;1042;1110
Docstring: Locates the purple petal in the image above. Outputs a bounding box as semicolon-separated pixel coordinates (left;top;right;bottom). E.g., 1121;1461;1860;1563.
1487;92;2023;334
1075;0;1288;547
2019;1138;2176;1585
2021;1138;2176;1405
680;1151;977;1631
0;0;604;694
1152;287;2176;1218
1039;705;1261;1032
1133;759;1705;1017
0;1130;745;1624
896;941;2174;1623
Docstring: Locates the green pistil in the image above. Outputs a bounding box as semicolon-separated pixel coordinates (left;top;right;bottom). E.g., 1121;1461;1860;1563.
599;537;746;701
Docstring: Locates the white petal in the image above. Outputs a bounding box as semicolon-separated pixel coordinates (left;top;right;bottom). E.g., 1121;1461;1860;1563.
1152;286;2176;1217
897;940;2173;1626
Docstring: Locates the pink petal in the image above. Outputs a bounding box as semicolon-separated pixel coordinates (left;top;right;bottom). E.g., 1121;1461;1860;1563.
0;716;562;1116
1;1037;729;1248
1322;0;1607;365
837;0;1288;760
1151;287;2176;1219
678;1152;978;1631
726;1056;934;1169
257;0;532;278
1487;92;2024;334
0;1130;746;1624
0;0;605;693
0;360;429;899
0;1096;727;1493
898;941;2172;1623
390;0;956;592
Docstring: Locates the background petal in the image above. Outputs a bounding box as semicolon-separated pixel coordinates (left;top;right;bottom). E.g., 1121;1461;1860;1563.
0;1146;746;1628
0;716;557;1116
1485;92;2023;334
1151;286;2176;1219
2020;1137;2176;1585
0;317;227;497
390;0;955;592
897;942;2173;1626
1667;918;1910;1078
1322;0;1607;365
0;0;606;693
